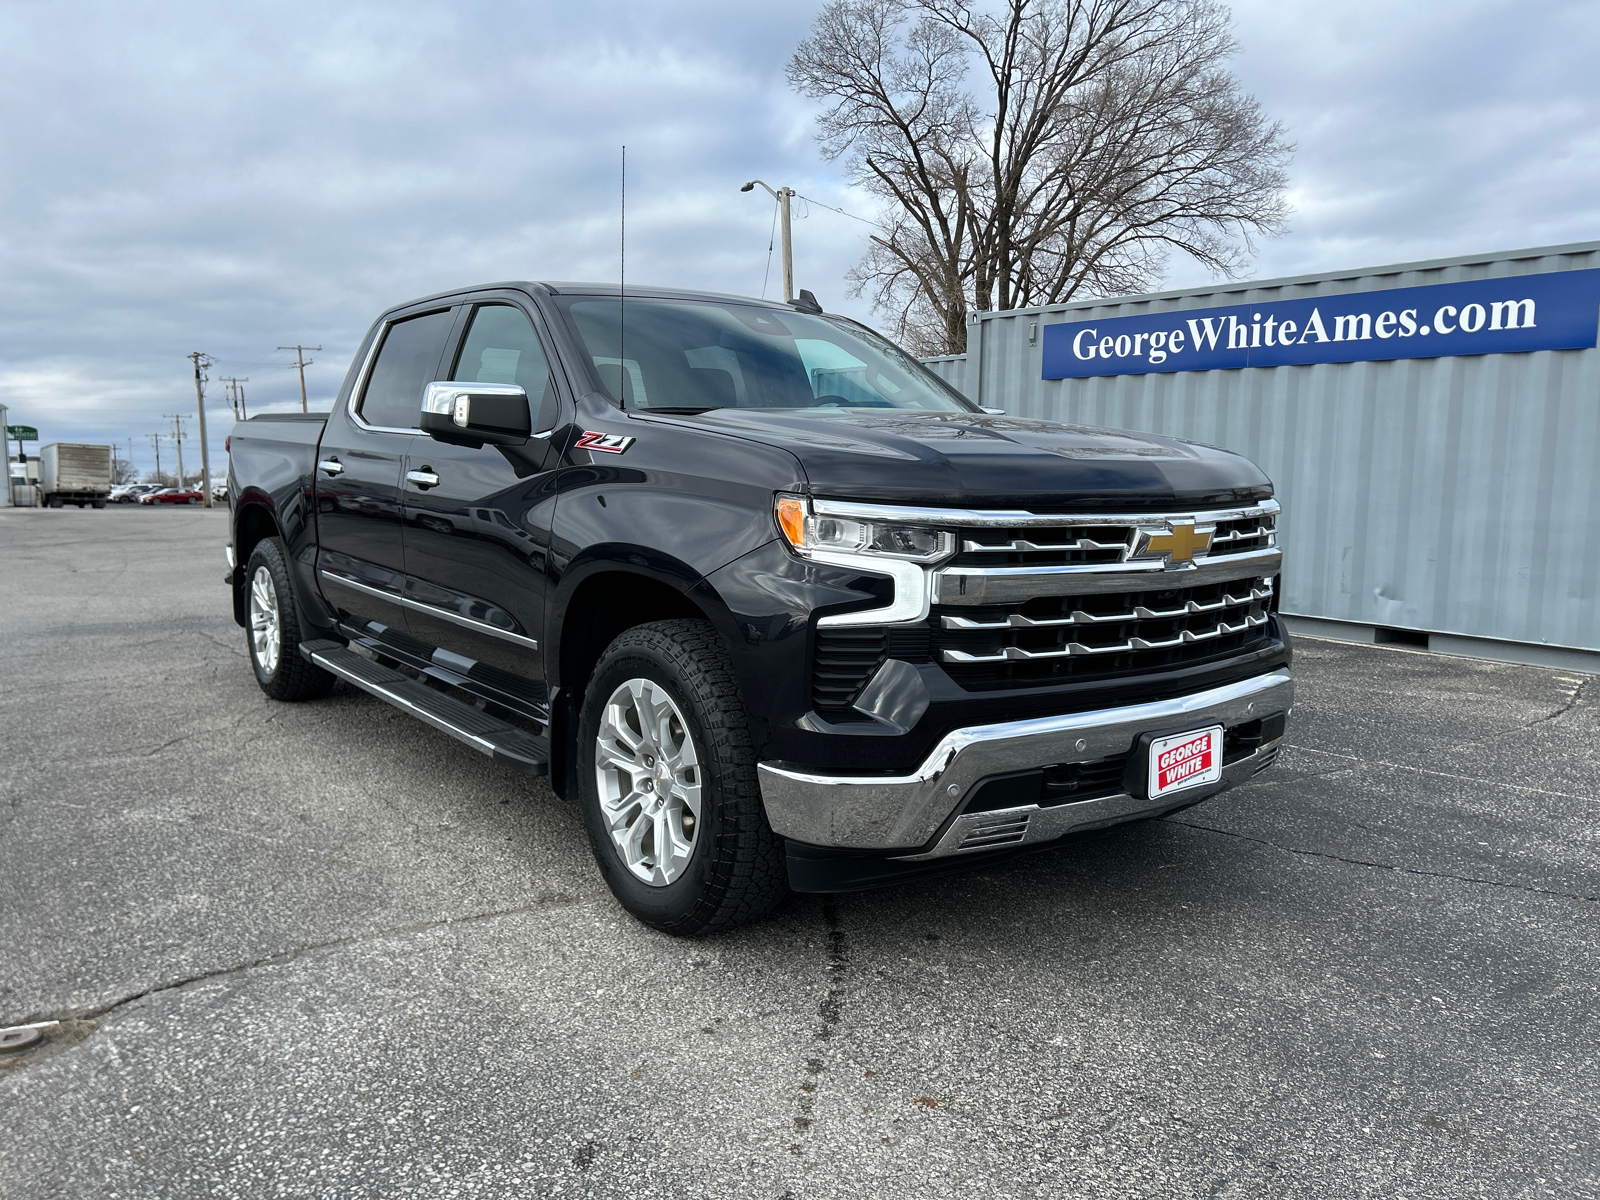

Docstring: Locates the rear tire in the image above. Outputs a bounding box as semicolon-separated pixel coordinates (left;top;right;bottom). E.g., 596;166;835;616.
577;619;787;935
244;538;334;702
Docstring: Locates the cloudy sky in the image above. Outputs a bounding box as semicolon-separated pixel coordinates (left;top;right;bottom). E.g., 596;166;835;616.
2;0;1596;477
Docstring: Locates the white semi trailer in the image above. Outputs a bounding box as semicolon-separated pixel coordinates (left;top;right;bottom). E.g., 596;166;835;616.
39;443;113;508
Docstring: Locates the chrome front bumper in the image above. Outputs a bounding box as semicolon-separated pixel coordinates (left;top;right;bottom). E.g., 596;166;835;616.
758;668;1293;857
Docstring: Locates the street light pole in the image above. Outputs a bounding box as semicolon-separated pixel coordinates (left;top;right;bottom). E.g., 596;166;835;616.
740;180;796;303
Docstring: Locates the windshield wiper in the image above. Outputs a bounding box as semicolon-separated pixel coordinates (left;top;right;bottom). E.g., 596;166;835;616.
640;406;720;415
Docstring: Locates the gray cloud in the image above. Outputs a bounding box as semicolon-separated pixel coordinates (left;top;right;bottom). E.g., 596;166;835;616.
1169;0;1600;284
2;0;1595;474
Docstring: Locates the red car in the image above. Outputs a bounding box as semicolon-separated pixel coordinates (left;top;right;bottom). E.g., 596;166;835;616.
138;487;203;505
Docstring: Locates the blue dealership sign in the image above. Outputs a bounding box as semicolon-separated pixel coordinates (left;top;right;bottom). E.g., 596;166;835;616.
1042;268;1600;379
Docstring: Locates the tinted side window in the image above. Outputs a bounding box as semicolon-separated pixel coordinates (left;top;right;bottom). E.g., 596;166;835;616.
451;304;558;430
358;310;455;429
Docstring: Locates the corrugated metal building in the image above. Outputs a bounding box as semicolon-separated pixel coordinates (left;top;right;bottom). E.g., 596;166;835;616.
921;240;1600;670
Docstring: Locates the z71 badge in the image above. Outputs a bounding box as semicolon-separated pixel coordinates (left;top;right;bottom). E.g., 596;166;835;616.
575;431;636;454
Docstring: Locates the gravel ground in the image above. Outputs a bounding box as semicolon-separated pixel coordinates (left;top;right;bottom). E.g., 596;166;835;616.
1;506;1595;1199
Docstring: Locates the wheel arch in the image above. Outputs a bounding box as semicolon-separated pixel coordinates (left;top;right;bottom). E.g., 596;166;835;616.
231;498;282;627
547;561;750;802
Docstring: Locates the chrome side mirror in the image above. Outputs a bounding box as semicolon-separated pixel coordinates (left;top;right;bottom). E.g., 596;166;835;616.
980;406;1007;415
421;381;531;447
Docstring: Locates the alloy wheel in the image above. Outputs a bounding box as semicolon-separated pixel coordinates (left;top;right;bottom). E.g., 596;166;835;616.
249;565;281;674
593;678;703;886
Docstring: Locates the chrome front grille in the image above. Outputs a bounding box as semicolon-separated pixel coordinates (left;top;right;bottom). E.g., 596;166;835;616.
806;499;1283;705
948;502;1277;570
942;581;1272;662
932;575;1275;686
954;526;1129;568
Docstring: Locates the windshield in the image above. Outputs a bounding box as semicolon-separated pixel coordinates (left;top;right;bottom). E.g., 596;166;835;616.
554;297;975;413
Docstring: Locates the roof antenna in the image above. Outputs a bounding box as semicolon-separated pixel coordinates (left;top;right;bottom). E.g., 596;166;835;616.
619;144;627;411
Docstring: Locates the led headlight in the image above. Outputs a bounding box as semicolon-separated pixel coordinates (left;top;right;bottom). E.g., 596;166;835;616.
775;495;953;563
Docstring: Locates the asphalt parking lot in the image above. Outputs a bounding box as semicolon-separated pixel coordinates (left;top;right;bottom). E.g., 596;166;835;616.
0;506;1595;1199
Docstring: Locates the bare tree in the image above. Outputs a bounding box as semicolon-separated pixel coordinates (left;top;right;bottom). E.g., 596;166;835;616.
789;0;1293;355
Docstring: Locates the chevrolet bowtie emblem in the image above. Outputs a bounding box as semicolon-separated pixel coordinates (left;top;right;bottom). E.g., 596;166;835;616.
1138;522;1212;566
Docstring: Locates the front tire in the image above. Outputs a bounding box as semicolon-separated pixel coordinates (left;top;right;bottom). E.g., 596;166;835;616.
244;538;334;701
577;619;786;935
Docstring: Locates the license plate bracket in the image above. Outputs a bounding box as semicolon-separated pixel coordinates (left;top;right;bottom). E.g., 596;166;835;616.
1125;724;1225;803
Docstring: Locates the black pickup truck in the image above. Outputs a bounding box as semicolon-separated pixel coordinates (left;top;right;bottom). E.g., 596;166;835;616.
226;282;1293;934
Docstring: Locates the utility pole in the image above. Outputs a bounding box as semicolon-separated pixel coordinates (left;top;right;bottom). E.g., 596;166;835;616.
0;401;9;507
162;414;187;491
220;376;249;421
187;352;216;508
741;180;796;302
277;345;321;413
150;433;163;483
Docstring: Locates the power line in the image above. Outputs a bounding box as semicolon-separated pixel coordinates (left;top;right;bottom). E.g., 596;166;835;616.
761;194;779;299
794;193;877;225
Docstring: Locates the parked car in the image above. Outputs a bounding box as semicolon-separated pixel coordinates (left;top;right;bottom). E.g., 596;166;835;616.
226;281;1292;935
111;484;157;503
139;487;203;505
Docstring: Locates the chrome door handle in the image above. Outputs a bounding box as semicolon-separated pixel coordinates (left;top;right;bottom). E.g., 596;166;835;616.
317;459;344;477
406;469;440;489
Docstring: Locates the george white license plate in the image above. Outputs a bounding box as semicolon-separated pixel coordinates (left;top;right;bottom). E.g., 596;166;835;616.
1147;725;1224;800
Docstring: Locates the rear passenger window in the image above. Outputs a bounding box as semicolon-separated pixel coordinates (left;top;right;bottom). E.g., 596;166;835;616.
451;304;557;429
358;310;455;430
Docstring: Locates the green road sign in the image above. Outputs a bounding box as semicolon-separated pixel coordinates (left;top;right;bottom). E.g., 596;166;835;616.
6;425;38;442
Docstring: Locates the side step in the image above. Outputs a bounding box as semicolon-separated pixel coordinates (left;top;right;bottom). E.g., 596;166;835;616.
301;641;549;776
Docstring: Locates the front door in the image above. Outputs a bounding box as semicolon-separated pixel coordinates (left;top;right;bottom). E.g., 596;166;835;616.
315;306;456;632
400;300;563;700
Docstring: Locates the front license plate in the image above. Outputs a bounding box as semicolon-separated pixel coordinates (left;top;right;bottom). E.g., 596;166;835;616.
1148;725;1224;800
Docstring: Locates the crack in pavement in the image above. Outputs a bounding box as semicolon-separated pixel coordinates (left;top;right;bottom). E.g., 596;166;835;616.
1437;675;1596;751
5;894;586;1031
789;898;848;1152
199;630;247;658
1171;819;1598;903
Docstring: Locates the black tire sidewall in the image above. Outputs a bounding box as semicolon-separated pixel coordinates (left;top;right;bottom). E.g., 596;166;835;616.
577;645;730;929
244;541;299;697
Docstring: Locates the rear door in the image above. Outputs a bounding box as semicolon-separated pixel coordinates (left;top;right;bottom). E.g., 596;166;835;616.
315;306;456;632
399;297;564;692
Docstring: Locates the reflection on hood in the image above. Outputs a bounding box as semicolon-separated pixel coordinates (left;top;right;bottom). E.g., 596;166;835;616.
649;407;1271;508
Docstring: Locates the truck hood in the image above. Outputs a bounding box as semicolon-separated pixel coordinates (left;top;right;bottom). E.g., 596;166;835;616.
663;408;1271;509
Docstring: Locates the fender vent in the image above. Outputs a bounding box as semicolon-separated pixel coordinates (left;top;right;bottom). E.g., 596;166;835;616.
811;629;886;713
812;626;935;716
